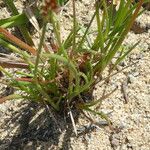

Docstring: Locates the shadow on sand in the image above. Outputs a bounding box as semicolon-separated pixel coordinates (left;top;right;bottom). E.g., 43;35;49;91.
0;101;80;150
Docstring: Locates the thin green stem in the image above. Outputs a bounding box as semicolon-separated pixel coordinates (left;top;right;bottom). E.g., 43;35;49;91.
105;0;144;66
72;0;76;52
34;23;47;79
77;11;96;51
50;12;68;58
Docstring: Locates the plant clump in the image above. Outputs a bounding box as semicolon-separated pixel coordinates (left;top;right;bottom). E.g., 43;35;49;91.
0;0;145;126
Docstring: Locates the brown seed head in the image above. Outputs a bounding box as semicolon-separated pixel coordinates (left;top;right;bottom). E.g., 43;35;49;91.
41;0;59;16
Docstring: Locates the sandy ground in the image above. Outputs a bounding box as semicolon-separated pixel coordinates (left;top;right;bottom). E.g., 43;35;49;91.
0;0;150;150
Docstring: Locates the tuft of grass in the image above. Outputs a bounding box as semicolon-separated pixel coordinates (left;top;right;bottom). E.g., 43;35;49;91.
0;0;144;126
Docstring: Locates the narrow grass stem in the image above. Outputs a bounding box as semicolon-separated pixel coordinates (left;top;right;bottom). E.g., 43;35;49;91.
34;23;47;80
72;0;76;52
50;12;68;58
105;0;144;66
95;1;104;51
77;11;96;51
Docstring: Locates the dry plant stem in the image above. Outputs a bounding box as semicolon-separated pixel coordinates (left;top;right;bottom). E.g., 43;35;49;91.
81;110;95;124
121;80;128;104
69;108;78;136
0;94;22;104
0;60;28;69
82;108;112;129
0;27;37;55
0;97;8;104
15;75;61;84
81;111;109;128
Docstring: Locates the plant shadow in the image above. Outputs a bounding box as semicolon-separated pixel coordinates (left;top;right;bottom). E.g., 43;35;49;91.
0;101;80;150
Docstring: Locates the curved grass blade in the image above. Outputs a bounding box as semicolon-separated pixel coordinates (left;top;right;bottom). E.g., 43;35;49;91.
0;14;28;28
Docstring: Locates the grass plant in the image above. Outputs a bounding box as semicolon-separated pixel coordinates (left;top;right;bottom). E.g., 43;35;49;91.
0;0;145;127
